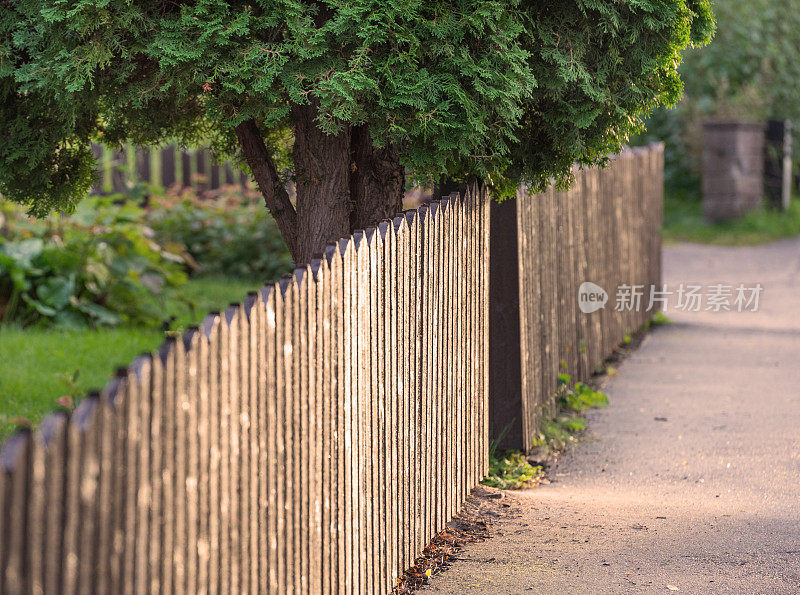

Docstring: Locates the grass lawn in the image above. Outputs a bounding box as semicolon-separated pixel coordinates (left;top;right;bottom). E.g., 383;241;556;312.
0;275;262;438
662;195;800;245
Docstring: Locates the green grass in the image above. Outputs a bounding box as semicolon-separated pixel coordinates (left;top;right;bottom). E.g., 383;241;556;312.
662;195;800;245
0;275;262;437
482;375;609;490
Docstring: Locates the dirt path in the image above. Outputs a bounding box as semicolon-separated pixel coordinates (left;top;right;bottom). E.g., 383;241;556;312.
424;239;800;593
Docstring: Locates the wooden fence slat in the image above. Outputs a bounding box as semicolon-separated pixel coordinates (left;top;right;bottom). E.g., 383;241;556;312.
181;151;192;189
308;258;325;595
243;292;261;594
183;329;201;595
1;430;31;594
39;413;68;595
226;303;244;595
204;314;222;595
196;149;208;193
136;148;151;185
261;286;280;594
95;379;120;595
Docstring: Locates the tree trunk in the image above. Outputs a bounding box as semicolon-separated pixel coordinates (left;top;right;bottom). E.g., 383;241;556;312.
237;112;405;267
291;102;353;265
235;119;300;261
349;125;405;230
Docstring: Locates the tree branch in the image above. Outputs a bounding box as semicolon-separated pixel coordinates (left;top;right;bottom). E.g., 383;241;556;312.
234;119;299;261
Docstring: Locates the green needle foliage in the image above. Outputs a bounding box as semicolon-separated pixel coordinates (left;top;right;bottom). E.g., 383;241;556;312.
1;1;714;249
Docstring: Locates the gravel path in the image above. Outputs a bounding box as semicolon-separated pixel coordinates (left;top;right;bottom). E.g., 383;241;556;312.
423;239;800;593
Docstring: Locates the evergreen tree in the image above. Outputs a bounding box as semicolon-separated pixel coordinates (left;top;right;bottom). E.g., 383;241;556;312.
0;1;713;263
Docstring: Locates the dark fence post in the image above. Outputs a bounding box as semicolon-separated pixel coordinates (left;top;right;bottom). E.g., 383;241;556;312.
488;198;524;450
764;119;793;211
161;146;176;188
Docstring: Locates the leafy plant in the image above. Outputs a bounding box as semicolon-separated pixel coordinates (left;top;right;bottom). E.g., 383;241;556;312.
0;196;188;329
483;451;543;490
557;373;610;412
483;375;609;490
644;310;674;331
651;311;673;326
55;369;83;411
0;0;714;263
145;186;292;281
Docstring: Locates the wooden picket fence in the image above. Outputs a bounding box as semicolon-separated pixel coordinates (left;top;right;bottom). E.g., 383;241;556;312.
0;144;664;593
90;144;250;193
0;187;490;594
489;145;664;450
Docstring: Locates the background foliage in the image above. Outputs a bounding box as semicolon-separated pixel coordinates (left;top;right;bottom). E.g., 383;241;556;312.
147;186;293;281
1;0;713;214
0;185;291;329
634;0;800;199
0;197;188;328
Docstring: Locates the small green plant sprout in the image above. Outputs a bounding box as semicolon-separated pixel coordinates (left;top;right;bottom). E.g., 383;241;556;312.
651;311;673;326
557;372;610;412
643;310;673;331
482;451;544;490
482;421;545;490
536;416;587;451
55;369;83;412
623;330;632;345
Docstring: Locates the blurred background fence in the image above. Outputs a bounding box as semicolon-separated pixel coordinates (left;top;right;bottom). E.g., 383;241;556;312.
89;144;251;194
0;145;663;593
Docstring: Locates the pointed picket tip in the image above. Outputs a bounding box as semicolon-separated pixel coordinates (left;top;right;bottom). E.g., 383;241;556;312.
201;312;220;339
378;219;391;239
323;242;339;265
363;226;378;246
352;230;365;251
71;392;100;433
224;302;240;326
157;336;176;365
259;283;274;303
101;375;125;408
417;203;430;224
293;266;306;287
309;255;324;281
278;274;293;296
0;428;31;472
36;411;68;447
243;292;257;320
337;238;349;257
182;325;200;351
129;352;153;381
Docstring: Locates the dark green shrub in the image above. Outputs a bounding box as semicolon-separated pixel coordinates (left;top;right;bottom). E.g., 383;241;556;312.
0;197;188;329
145;186;293;281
